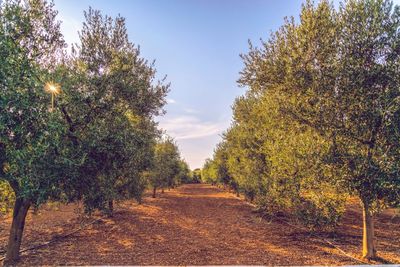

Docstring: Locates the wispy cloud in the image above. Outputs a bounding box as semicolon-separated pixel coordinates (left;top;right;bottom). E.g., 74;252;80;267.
183;107;199;114
158;115;228;140
167;98;177;104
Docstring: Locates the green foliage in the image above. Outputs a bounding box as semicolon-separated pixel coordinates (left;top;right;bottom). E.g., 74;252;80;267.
209;0;400;236
0;0;70;208
191;168;202;184
0;0;173;261
201;158;218;184
150;136;183;191
213;142;239;193
294;188;347;231
0;0;170;214
0;181;14;215
176;160;192;184
55;7;169;212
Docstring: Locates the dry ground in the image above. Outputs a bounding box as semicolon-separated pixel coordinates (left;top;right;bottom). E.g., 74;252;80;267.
0;184;399;265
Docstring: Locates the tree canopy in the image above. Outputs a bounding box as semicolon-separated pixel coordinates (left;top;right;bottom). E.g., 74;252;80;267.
207;0;400;259
0;0;177;263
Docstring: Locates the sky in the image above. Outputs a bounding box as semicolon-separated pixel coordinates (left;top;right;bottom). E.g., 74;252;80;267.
53;0;400;169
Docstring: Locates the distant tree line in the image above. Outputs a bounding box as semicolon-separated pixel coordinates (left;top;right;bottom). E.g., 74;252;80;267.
0;0;191;264
203;0;400;260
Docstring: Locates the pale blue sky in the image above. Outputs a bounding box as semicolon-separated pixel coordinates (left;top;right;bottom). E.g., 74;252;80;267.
54;0;400;169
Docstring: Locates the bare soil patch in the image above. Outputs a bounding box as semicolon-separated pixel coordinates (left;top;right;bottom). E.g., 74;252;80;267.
0;184;399;265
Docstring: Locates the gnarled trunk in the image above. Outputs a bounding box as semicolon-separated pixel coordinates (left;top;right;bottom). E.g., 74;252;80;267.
4;198;31;265
152;187;156;198
362;199;376;259
107;200;114;217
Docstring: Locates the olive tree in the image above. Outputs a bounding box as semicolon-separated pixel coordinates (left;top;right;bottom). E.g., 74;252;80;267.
239;0;400;258
150;137;181;198
59;8;169;214
0;2;169;263
0;0;68;263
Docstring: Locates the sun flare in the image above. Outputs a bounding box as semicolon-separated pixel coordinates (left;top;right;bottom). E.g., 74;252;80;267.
44;82;61;95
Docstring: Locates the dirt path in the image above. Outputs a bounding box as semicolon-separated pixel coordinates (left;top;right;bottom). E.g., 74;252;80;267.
1;184;399;265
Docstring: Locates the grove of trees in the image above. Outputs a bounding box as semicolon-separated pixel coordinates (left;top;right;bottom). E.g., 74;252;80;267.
0;0;188;264
1;0;400;264
150;136;191;198
204;0;400;260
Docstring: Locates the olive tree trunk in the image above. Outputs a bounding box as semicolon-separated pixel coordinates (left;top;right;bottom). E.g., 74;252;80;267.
152;187;156;198
107;200;114;217
4;198;31;265
362;199;376;259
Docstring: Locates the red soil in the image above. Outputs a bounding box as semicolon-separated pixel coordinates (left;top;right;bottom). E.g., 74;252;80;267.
0;184;399;265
